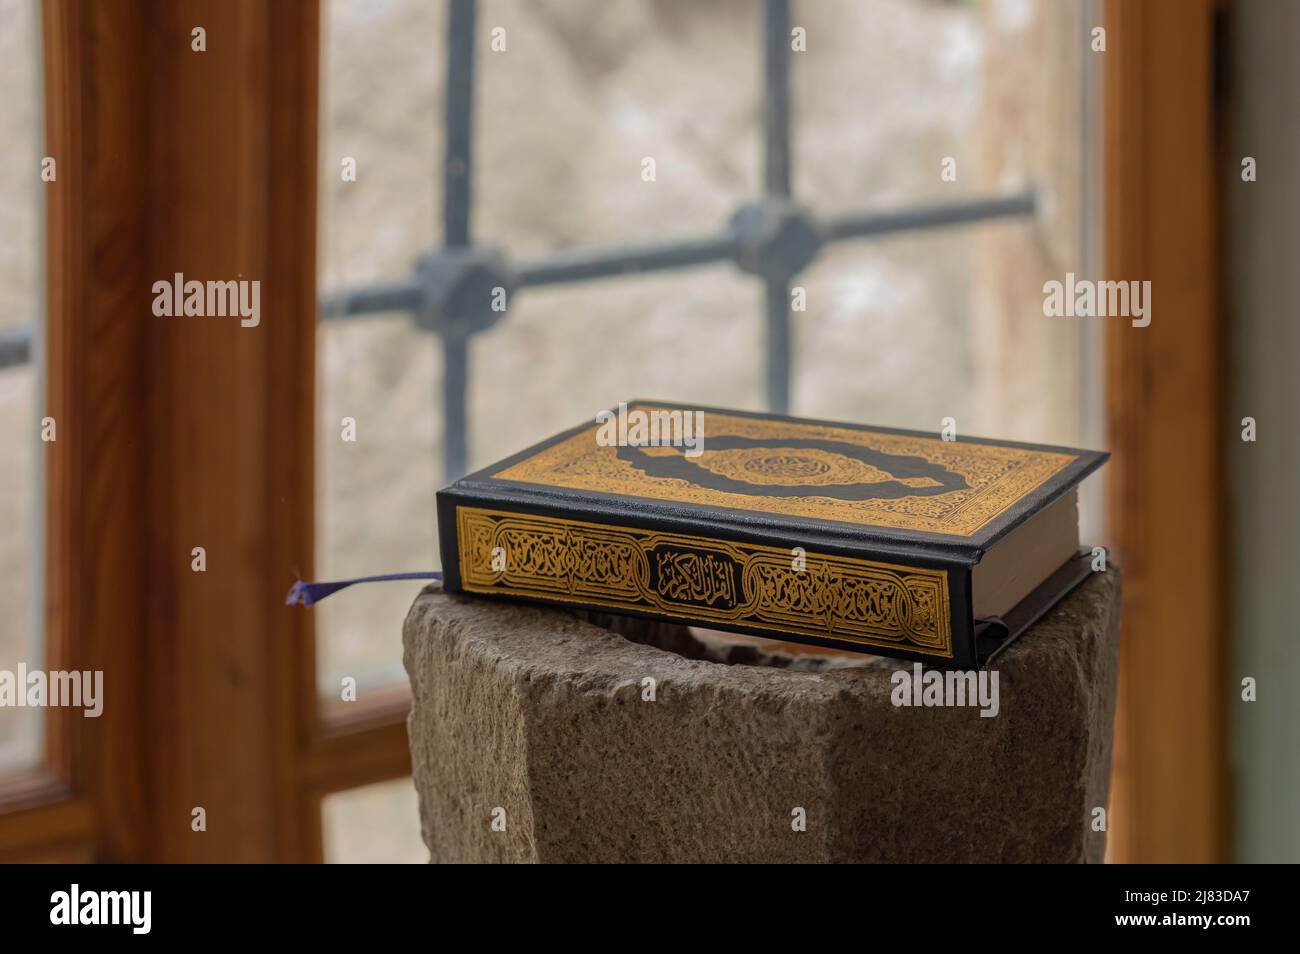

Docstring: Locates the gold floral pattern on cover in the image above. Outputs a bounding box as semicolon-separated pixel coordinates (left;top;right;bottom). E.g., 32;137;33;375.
493;409;1076;537
457;507;953;656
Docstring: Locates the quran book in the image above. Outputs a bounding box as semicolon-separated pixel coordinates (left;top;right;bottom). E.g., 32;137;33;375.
437;402;1108;667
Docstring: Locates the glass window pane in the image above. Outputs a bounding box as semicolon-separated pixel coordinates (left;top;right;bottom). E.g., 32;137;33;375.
316;0;444;696
315;0;1099;692
0;0;44;775
322;778;426;864
469;268;763;471
473;0;761;253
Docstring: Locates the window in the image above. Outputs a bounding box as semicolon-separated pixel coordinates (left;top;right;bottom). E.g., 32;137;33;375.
0;0;43;776
314;0;1102;860
0;0;1227;864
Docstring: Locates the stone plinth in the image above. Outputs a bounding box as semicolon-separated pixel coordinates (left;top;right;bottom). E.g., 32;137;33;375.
402;571;1121;863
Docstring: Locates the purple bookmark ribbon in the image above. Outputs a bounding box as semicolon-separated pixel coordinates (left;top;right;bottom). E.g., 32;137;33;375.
285;571;443;608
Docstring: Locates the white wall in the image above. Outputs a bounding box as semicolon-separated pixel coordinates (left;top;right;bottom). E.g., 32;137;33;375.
1229;0;1300;864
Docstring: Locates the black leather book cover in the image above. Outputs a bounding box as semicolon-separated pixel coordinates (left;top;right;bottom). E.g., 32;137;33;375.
437;401;1108;668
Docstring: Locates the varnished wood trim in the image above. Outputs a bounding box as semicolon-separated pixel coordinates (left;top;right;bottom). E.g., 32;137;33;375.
36;0;323;862
305;700;412;795
0;771;92;861
41;0;155;862
1103;0;1229;863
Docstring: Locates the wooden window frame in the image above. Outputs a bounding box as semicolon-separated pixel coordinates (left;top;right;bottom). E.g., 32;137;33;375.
1103;0;1230;863
0;0;412;865
1;0;1233;864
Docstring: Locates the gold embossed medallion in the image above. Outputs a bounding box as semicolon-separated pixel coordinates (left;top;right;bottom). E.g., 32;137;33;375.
493;405;1076;537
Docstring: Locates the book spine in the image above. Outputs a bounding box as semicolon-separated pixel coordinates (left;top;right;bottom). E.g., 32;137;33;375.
438;493;975;666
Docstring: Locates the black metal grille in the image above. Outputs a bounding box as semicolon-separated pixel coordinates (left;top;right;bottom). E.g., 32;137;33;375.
1;0;1034;484
322;0;1034;480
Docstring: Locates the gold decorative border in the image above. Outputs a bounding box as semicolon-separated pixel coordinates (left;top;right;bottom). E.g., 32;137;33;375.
492;409;1078;537
456;506;953;657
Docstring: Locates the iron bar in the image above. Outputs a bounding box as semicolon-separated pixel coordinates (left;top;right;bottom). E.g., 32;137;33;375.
443;0;476;249
828;191;1036;241
316;191;1038;324
515;233;740;288
0;326;32;370
320;279;422;320
764;276;791;413
440;0;477;481
762;0;793;413
763;0;792;198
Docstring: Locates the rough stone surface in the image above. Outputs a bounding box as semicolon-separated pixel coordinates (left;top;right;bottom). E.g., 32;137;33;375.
403;571;1122;863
